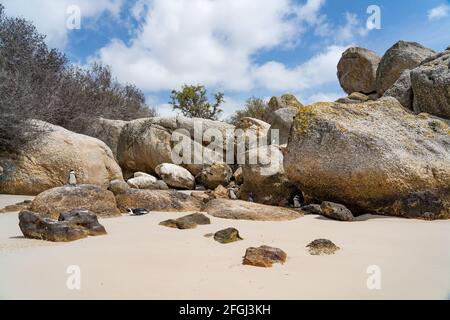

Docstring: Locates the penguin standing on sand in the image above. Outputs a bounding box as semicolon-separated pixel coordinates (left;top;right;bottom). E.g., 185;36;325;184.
248;191;255;203
68;169;77;186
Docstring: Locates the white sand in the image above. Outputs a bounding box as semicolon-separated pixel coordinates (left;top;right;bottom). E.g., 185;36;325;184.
0;194;449;300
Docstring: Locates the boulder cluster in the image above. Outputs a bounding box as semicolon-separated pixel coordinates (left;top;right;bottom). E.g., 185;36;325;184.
0;40;448;222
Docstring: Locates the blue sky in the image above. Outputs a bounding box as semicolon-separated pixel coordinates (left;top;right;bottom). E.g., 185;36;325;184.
3;0;450;119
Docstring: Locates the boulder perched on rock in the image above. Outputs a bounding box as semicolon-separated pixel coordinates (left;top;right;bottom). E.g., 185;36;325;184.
320;202;354;221
239;145;298;206
58;209;107;236
19;210;88;242
268;94;303;110
155;163;195;190
127;176;161;189
213;227;243;244
383;70;413;110
284;97;450;219
159;213;211;229
376;41;435;95
306;239;340;255
30;185;120;219
0;121;123;196
336;92;370;104
115;189;202;212
108;179;130;195
411;48;450;119
203;199;303;221
196;163;232;189
337;47;381;94
243;245;287;268
87;117;128;158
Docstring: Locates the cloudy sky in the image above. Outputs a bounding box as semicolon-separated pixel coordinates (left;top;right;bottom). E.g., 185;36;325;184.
2;0;450;119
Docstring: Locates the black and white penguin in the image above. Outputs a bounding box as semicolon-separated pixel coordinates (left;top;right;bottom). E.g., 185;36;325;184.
248;192;255;203
293;195;302;208
68;169;77;186
127;208;149;216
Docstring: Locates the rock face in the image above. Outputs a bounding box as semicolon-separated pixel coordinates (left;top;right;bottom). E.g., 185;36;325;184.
203;199;303;221
159;213;211;229
268;107;299;145
383;70;413;110
19;210;106;242
411;48;450;119
233;167;243;185
320;202;354;221
30;185;120;219
58;209;107;236
87;117;128;159
306;239;340;255
284;97;450;219
0;121;123;196
115;189;202;212
376;41;435;95
337;47;381;94
213;228;243;244
155;163;195;190
196;163;232;189
239;145;298;206
243;245;287;268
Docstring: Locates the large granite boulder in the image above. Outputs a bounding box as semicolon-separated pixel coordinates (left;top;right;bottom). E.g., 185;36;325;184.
268;94;303;110
411;47;450;119
284;97;450;219
239;145;299;206
376;41;435;95
115;189;202;212
203;199;303;221
337;47;381;94
267;107;299;145
30;184;120;219
0;121;123;196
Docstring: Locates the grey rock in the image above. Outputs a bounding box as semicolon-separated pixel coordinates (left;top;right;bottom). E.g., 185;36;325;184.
320;202;354;221
383;70;413;110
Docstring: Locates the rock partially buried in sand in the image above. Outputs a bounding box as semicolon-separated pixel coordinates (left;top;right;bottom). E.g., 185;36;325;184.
115;189;202;213
58;209;107;236
320;202;354;221
159;213;211;229
19;210;106;242
306;239;340;255
155;163;196;190
30;184;120;219
300;204;322;215
204;199;303;221
0;200;31;213
213;228;243;244
243;245;287;268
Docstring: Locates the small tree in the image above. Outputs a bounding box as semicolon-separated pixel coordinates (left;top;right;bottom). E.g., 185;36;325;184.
169;85;224;120
228;97;270;125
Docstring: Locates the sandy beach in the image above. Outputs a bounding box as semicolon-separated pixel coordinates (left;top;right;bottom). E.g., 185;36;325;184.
0;194;449;300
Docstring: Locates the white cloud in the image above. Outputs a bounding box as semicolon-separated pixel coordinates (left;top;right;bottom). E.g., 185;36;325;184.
334;12;369;44
301;92;342;105
428;4;450;21
253;45;348;91
93;0;334;93
2;0;123;48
